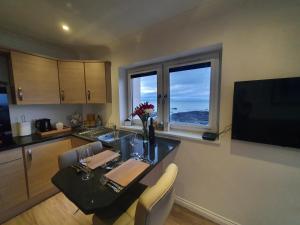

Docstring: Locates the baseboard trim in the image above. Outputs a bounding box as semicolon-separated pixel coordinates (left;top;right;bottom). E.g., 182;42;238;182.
175;196;241;225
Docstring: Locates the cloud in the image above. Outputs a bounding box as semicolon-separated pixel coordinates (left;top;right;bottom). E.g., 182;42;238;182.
139;67;211;100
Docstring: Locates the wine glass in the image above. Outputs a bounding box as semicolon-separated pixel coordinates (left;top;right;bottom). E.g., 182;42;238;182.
79;147;93;181
129;133;137;148
129;133;143;160
84;146;93;164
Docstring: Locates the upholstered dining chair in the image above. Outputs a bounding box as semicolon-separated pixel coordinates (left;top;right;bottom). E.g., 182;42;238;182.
58;141;103;169
93;163;178;225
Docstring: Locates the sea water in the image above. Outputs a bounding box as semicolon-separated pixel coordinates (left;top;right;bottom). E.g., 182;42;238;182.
141;97;209;113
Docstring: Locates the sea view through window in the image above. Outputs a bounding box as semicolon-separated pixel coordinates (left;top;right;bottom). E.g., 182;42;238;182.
128;50;220;132
138;64;211;126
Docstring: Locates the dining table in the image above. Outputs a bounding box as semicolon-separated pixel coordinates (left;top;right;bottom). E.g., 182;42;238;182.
51;134;180;216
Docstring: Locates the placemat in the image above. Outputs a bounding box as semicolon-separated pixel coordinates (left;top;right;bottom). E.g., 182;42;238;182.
105;159;150;187
87;150;120;170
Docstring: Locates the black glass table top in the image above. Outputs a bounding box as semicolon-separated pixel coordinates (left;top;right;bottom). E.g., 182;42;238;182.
52;135;180;214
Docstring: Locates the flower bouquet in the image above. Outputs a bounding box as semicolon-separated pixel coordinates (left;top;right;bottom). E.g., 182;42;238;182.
132;102;154;142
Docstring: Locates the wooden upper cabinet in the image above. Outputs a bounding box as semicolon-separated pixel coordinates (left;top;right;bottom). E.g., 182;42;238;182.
10;50;111;105
85;62;107;103
58;61;86;104
105;62;112;103
10;51;60;104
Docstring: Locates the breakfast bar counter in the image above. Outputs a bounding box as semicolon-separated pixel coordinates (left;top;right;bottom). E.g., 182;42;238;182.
51;135;180;214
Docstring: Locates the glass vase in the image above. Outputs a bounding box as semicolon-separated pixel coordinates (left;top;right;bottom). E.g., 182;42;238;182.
142;120;149;143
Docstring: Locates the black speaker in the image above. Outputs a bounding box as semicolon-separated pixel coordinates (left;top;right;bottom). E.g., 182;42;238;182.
202;132;218;141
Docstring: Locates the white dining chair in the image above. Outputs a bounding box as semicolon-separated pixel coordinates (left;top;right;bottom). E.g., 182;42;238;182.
58;141;103;169
93;163;178;225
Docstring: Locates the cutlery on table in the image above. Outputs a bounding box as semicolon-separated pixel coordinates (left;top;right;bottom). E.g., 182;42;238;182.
106;182;121;193
100;176;123;193
71;164;90;174
108;180;124;191
71;165;81;173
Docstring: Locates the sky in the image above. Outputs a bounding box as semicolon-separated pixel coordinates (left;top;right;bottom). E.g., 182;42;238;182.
140;67;211;102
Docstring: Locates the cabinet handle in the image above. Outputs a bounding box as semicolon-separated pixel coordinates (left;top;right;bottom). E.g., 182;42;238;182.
28;149;32;161
17;87;23;101
61;90;65;101
87;90;91;101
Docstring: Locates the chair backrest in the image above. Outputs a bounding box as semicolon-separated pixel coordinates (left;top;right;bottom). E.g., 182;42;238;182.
58;141;103;169
134;163;178;225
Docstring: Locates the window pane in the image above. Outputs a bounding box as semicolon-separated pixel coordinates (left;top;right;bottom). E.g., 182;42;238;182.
169;64;211;126
131;74;157;119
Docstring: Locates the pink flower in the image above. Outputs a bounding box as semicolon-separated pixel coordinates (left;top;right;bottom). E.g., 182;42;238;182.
132;102;154;120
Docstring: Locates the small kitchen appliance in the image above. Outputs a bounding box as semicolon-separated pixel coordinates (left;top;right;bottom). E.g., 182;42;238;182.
35;118;52;132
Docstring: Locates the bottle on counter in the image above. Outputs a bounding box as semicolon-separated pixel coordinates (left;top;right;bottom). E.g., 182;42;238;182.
96;115;102;127
149;118;155;144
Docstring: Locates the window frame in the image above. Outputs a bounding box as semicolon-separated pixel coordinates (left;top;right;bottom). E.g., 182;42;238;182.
127;64;163;125
163;52;220;132
126;51;221;133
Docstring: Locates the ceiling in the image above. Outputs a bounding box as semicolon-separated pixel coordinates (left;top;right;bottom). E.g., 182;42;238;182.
0;0;203;47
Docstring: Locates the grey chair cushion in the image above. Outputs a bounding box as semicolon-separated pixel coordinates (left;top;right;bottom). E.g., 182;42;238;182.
58;141;103;169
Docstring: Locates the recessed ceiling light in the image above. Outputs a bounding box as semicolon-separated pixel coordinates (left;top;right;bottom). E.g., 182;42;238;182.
62;24;70;31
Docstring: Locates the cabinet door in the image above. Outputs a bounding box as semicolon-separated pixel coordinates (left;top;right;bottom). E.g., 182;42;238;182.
85;62;106;103
58;61;86;104
10;51;60;104
25;139;72;198
71;136;91;148
0;148;27;214
105;62;112;103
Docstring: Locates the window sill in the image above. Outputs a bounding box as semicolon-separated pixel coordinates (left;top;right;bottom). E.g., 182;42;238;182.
120;125;220;145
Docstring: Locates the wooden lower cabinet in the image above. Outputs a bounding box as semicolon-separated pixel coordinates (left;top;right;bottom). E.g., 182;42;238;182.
24;138;72;198
71;136;91;148
0;148;27;215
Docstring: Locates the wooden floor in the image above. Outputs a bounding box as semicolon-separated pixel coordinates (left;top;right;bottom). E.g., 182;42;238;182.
4;193;218;225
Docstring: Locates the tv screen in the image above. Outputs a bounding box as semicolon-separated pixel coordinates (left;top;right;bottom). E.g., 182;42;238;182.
231;77;300;148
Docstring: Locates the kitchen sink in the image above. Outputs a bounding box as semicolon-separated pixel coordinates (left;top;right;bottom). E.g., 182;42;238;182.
74;127;112;141
78;128;110;138
74;127;132;144
97;130;132;143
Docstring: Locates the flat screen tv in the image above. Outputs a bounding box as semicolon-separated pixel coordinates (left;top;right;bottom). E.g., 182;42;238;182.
231;77;300;148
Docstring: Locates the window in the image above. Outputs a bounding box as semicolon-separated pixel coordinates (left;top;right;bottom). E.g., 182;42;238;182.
127;51;220;132
169;62;211;126
128;66;162;123
131;72;157;119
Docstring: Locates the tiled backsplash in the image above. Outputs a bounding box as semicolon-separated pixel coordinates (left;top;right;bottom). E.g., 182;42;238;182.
9;104;83;136
9;104;108;136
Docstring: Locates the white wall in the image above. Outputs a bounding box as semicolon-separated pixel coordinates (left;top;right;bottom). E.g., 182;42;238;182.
108;0;300;224
0;29;77;58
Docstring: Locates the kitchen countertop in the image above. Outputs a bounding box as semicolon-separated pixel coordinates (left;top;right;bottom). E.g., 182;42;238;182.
0;131;74;152
0;126;124;151
0;127;181;152
14;131;74;146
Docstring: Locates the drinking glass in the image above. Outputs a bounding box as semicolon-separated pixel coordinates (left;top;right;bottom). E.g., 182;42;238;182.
79;146;93;181
84;146;93;164
129;133;143;160
129;133;137;148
